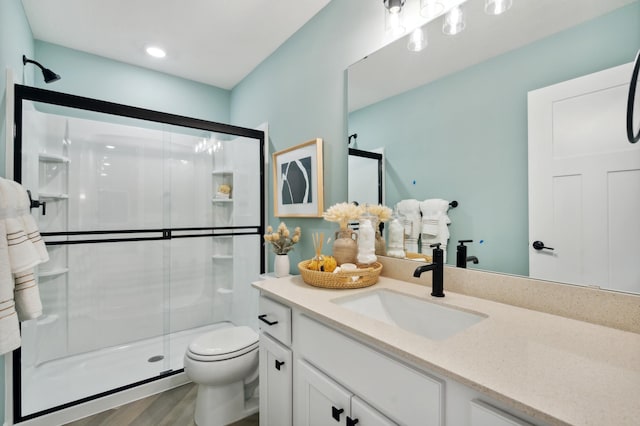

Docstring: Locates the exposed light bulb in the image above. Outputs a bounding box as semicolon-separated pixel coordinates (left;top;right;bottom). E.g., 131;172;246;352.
443;6;466;36
485;0;513;15
407;28;427;52
145;46;166;58
385;9;406;37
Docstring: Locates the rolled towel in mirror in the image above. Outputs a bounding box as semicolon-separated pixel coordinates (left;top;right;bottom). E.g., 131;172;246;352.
397;199;421;253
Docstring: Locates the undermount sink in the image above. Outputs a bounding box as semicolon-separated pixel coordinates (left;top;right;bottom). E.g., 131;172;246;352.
332;289;486;341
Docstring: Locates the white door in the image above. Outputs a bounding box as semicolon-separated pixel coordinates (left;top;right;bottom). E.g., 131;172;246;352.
528;62;640;292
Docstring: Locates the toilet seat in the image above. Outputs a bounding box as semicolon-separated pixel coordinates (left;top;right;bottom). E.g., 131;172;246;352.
187;326;258;362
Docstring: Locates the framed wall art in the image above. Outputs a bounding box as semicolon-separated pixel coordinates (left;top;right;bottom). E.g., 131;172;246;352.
272;138;324;217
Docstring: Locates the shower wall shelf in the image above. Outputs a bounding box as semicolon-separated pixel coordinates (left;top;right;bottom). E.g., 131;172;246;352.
38;153;70;163
211;198;233;203
38;268;69;278
211;255;233;260
211;170;233;175
39;193;69;200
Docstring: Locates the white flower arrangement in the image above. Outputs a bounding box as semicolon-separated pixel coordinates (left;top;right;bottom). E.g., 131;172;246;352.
323;202;362;230
364;204;393;222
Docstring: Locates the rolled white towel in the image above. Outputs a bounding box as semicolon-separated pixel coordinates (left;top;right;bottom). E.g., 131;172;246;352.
13;270;43;321
12;181;49;263
0;300;21;355
420;199;452;261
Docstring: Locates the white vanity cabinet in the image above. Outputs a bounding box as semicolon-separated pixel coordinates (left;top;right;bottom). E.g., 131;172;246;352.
258;293;537;426
297;359;395;426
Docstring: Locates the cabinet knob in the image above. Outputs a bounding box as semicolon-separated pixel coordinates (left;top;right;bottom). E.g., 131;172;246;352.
347;416;360;426
275;360;285;371
332;406;344;422
258;314;279;326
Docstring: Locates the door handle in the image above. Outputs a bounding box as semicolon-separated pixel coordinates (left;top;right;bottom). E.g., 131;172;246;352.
332;406;344;422
275;360;285;371
532;240;554;251
258;314;278;326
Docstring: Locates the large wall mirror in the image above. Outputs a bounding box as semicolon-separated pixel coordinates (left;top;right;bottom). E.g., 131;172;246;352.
347;0;640;294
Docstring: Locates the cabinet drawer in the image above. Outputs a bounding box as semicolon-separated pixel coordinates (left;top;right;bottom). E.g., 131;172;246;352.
470;400;532;426
258;296;292;346
297;314;444;426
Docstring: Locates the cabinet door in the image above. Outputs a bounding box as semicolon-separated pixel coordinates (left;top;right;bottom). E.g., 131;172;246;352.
259;333;292;426
470;400;532;426
297;360;352;426
351;396;397;426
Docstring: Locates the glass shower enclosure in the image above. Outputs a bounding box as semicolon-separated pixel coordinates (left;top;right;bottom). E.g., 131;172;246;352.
11;85;265;422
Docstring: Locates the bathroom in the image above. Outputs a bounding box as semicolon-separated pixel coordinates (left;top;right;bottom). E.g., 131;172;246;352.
1;0;639;425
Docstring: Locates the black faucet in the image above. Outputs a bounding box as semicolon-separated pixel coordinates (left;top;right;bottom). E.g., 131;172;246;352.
456;240;479;268
413;243;445;297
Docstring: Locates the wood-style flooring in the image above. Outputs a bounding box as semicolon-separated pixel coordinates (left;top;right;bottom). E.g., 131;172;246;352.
64;383;259;426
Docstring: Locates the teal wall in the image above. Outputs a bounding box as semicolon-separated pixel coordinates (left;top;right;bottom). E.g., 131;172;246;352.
349;3;640;275
0;0;34;177
230;0;385;269
34;41;231;123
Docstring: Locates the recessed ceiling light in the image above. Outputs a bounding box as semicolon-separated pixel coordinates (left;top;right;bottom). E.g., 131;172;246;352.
146;46;166;58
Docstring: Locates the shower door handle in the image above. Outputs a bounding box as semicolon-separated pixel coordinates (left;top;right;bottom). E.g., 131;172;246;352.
258;314;278;326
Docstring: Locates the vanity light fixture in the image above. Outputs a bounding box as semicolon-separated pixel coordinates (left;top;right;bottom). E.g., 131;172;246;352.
145;46;166;58
383;0;406;14
485;0;513;15
442;5;466;35
420;0;445;19
22;55;60;83
407;27;427;52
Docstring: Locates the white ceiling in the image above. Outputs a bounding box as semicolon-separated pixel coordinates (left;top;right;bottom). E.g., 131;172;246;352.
349;0;637;111
20;0;331;90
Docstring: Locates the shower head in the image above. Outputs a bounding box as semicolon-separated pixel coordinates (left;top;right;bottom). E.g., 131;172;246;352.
22;55;61;83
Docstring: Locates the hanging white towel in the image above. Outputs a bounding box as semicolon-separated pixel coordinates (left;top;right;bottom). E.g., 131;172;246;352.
14;270;42;321
396;199;421;253
0;178;47;354
0;221;21;354
0;178;41;273
11;180;49;263
0;300;21;355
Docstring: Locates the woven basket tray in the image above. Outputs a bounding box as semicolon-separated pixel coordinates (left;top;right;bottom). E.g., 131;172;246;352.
298;260;382;289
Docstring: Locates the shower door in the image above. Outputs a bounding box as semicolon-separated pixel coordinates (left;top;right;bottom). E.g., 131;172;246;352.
12;85;265;422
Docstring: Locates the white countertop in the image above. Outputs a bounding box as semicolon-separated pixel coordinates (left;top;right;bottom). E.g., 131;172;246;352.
252;275;640;426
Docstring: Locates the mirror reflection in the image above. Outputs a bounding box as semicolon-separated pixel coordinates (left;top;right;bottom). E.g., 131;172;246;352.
348;0;640;294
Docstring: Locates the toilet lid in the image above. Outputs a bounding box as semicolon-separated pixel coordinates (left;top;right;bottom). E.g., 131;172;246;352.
188;326;258;358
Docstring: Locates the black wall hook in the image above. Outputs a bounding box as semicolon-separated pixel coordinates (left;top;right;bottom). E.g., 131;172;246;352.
27;189;46;215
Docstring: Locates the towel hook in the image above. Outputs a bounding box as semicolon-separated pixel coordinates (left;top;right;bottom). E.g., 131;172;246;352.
26;190;46;215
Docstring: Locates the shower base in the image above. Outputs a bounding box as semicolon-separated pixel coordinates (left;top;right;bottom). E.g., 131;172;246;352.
20;322;233;417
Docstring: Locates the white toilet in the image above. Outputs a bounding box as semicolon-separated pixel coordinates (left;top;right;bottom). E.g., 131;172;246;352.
184;325;259;426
